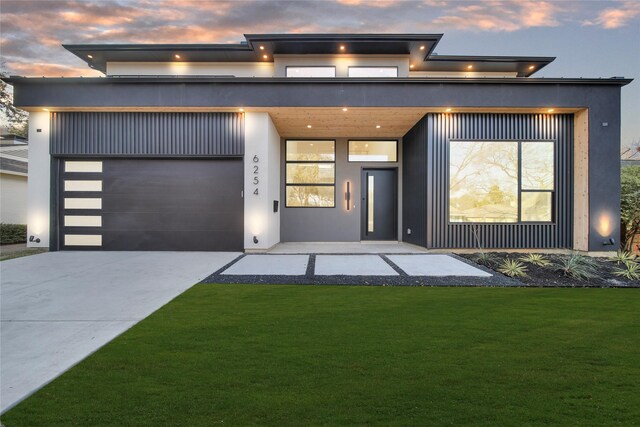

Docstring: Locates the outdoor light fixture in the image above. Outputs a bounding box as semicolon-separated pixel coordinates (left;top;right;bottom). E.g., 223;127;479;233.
345;181;351;211
445;108;452;112
467;65;473;69
29;235;41;244
547;108;555;113
253;236;259;244
87;54;93;59
307;124;312;128
340;45;345;51
43;108;49;112
420;45;425;50
342;107;348;112
259;45;265;50
238;108;244;112
529;65;535;70
410;64;414;69
174;54;181;59
603;238;615;246
376;125;381;129
263;54;268;59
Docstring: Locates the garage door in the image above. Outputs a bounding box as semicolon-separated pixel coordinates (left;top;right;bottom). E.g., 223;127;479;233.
58;158;243;251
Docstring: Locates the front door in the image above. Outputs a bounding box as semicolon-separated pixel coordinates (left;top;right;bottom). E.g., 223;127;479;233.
361;168;397;240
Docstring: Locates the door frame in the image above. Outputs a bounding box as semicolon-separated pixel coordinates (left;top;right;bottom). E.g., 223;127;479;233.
360;167;398;241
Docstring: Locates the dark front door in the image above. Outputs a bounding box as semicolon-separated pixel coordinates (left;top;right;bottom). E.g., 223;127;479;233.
361;168;397;241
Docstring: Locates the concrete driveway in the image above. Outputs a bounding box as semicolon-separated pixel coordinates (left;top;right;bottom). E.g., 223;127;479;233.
0;251;240;413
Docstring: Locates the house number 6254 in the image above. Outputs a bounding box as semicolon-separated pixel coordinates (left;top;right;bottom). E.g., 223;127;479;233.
253;155;259;195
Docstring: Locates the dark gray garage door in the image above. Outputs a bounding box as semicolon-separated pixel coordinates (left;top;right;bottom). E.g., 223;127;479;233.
58;158;243;251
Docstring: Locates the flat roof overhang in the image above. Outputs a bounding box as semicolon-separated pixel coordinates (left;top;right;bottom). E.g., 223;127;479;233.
5;76;631;137
415;55;555;77
64;34;443;74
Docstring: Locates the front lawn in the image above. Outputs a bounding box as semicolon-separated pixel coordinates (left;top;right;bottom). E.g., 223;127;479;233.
3;285;639;426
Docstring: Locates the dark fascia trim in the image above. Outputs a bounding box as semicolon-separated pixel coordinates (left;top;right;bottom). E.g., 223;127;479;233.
3;76;633;86
421;55;556;77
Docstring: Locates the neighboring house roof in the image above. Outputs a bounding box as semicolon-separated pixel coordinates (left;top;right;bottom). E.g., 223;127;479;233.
0;145;28;176
62;33;551;77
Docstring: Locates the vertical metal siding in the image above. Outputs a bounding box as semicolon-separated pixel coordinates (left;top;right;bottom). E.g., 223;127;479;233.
50;112;244;156
403;113;573;249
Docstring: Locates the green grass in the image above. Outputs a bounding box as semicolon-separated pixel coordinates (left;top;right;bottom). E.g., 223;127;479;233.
3;285;639;426
0;248;47;261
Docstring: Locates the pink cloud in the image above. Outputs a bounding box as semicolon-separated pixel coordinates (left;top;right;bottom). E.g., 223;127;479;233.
583;1;640;29
432;0;561;32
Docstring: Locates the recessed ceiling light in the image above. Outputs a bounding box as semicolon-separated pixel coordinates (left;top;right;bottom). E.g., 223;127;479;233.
238;108;244;112
43;108;49;112
259;45;265;50
376;125;381;129
365;144;369;147
529;65;535;70
420;45;425;50
307;124;312;128
410;64;415;69
339;45;345;51
174;54;181;59
263;54;268;59
342;108;348;112
445;108;452;112
87;54;93;59
547;108;555;113
467;65;473;69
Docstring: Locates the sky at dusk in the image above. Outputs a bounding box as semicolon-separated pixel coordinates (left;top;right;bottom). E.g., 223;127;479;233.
1;0;638;149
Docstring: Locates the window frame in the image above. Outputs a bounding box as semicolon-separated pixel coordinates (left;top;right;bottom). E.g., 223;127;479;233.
285;139;336;208
347;66;399;78
447;139;556;225
285;66;336;78
347;140;399;163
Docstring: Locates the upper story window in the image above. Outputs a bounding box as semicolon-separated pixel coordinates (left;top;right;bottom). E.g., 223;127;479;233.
348;67;398;78
286;66;336;78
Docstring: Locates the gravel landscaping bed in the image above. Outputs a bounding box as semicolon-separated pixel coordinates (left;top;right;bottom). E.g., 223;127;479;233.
459;252;640;287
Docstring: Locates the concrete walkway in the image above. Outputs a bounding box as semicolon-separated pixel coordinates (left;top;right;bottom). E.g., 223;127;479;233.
0;251;240;413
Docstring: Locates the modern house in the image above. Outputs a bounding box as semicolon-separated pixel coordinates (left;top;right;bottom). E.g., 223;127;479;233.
3;34;632;253
0;133;28;224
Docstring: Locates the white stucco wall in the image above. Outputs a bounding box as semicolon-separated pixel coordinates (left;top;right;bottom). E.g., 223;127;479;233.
244;112;281;250
106;62;275;77
0;173;28;224
26;112;51;247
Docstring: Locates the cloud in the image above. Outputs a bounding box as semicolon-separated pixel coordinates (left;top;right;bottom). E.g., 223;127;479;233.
582;1;640;29
431;1;561;32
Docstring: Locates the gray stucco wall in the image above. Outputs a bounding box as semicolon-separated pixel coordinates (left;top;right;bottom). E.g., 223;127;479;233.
280;138;402;242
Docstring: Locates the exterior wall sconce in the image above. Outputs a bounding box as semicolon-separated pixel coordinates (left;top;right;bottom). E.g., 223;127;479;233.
29;235;41;243
345;181;351;211
603;238;615;246
253;236;259;244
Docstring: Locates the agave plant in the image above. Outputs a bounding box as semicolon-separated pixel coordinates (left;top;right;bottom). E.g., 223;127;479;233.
612;261;640;280
497;258;528;278
608;250;637;265
519;253;551;267
556;253;597;280
473;251;496;267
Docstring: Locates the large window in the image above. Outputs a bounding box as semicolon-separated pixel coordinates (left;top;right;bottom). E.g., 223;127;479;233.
348;140;397;162
286;67;336;78
449;141;554;223
348;67;398;78
285;140;335;207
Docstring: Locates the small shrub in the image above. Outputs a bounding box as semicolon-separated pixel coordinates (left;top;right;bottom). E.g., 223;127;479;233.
497;258;528;278
556;253;597;280
472;252;497;267
519;253;551;267
612;261;640;280
608;250;637;265
0;223;27;245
